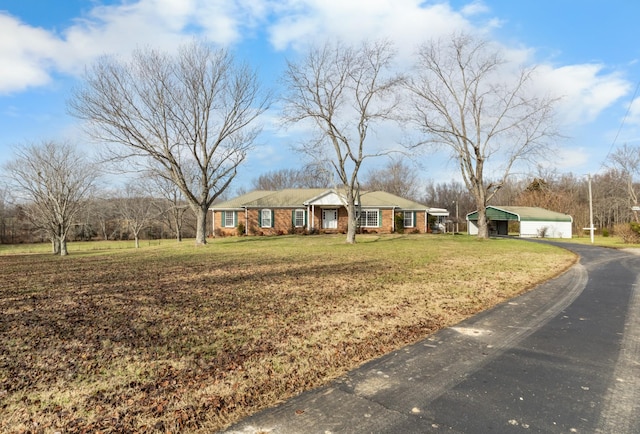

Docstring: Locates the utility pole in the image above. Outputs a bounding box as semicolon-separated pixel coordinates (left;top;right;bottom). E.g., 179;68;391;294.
588;174;594;244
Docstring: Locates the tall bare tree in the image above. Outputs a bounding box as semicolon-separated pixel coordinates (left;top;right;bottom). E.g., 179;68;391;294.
3;141;98;255
69;40;269;245
406;33;559;238
607;143;640;222
282;40;403;243
361;158;420;200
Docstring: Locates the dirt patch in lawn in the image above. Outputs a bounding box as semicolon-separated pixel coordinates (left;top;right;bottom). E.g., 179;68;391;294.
0;235;576;432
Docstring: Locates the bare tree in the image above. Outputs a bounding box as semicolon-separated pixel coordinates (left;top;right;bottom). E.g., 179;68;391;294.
406;33;559;238
69;40;269;245
282;40;403;243
86;194;119;241
607;143;640;222
251;164;333;190
3;141;98;255
423;179;475;227
150;173;189;242
115;182;159;248
0;185;9;243
361;158;420;200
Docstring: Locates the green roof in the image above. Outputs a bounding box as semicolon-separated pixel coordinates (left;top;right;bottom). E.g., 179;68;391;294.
467;206;572;222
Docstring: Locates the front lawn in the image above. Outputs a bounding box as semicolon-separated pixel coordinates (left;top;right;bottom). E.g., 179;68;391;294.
0;234;576;432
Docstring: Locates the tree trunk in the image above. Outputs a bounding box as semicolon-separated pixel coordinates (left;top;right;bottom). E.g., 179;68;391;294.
476;207;489;239
59;237;68;256
134;236;140;249
345;200;357;244
174;212;183;242
195;205;208;245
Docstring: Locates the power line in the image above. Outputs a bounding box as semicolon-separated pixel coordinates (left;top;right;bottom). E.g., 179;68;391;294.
600;78;640;171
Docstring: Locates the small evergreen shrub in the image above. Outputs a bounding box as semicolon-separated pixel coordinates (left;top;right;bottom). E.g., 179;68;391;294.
394;213;404;234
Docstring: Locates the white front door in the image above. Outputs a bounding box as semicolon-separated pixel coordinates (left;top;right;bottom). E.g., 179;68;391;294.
322;209;338;229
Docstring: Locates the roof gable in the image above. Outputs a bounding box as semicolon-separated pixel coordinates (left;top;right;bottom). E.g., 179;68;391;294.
304;189;346;206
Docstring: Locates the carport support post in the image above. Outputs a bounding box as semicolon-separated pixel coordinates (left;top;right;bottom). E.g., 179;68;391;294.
455;200;459;234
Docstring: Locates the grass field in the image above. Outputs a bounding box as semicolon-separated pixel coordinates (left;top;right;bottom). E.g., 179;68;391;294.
0;234;576;432
555;234;640;248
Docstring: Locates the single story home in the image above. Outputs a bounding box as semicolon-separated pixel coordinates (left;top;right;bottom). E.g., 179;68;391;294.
210;188;449;236
466;206;573;239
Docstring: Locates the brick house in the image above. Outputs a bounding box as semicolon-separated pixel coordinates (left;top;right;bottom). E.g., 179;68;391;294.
210;188;449;236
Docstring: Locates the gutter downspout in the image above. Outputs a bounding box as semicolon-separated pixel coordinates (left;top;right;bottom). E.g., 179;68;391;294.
245;208;249;236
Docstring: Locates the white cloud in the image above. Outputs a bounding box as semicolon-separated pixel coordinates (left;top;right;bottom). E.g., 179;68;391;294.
0;0;268;92
461;1;490;16
267;0;473;60
0;13;62;93
0;0;636;143
549;147;590;170
627;96;640;125
535;63;630;125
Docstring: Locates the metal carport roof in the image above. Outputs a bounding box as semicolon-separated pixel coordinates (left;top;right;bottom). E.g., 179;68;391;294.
466;206;573;222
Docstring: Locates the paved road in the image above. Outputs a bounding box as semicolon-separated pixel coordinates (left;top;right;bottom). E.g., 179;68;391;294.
222;242;640;433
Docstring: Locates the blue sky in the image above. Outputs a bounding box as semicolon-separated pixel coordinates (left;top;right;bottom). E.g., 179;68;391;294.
1;0;639;191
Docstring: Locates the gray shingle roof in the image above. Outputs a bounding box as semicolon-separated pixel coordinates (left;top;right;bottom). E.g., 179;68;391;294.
211;190;274;209
211;188;439;211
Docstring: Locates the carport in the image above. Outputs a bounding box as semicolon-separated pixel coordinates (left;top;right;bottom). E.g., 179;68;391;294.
466;206;573;238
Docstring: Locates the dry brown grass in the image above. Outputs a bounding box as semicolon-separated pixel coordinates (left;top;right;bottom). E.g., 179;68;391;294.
0;234;576;433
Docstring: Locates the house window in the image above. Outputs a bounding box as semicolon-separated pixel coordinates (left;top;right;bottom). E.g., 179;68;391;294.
359;209;379;227
403;211;414;228
260;209;273;228
294;209;305;227
223;211;235;228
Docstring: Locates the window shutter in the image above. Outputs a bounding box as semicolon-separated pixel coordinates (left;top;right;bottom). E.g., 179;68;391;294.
271;210;275;228
221;211;226;226
379;210;383;227
305;210;308;226
413;211;417;228
258;210;262;227
291;210;295;226
233;211;237;227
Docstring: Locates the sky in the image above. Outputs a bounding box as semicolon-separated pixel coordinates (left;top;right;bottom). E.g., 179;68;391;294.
1;0;639;192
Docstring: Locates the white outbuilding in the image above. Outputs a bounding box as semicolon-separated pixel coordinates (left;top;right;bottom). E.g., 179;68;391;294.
467;206;573;239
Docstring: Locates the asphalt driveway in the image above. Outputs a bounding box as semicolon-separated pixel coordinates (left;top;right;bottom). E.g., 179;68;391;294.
222;241;640;433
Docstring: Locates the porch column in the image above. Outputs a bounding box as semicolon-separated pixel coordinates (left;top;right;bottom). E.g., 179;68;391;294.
391;207;396;232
